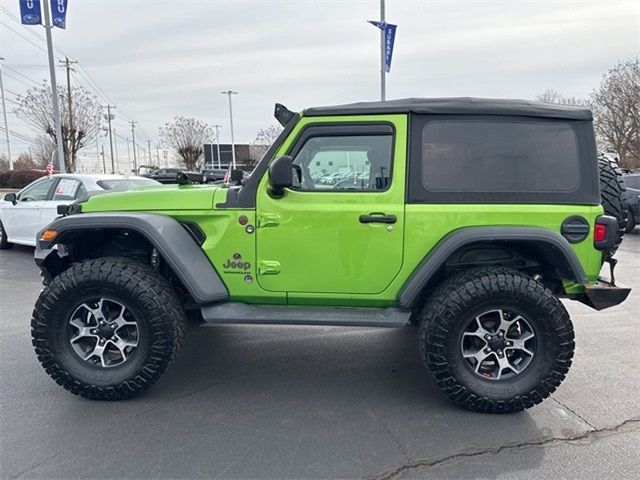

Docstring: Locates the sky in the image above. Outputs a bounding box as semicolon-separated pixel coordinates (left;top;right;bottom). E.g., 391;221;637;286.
1;0;639;169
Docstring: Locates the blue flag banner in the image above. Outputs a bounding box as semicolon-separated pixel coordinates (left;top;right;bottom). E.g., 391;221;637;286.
19;0;42;25
368;20;398;72
50;0;68;29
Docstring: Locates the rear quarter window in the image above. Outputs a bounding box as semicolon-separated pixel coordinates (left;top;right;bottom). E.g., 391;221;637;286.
407;114;599;204
421;120;579;193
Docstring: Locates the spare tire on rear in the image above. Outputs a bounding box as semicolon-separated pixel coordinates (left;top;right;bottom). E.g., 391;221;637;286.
598;154;627;254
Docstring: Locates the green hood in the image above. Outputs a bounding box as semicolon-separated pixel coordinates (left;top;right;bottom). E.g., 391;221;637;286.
81;184;223;213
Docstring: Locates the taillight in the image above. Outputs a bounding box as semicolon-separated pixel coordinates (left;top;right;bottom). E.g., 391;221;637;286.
593;215;617;250
594;223;606;242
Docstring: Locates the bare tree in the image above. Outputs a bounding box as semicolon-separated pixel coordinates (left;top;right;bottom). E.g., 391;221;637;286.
249;124;282;167
13;82;102;172
159;117;214;170
535;89;584;106
31;134;56;168
588;57;640;169
13;152;37;170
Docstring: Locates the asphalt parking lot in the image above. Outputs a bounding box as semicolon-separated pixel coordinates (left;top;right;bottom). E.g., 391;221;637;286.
1;234;638;479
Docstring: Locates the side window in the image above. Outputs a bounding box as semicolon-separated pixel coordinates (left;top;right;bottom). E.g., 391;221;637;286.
291;134;393;191
53;179;81;201
75;183;88;199
421;120;579;193
19;179;52;202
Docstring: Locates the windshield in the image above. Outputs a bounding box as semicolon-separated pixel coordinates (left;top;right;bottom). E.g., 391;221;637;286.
97;178;160;191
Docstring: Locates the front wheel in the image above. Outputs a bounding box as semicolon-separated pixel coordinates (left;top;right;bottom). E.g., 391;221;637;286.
31;257;186;400
420;267;574;413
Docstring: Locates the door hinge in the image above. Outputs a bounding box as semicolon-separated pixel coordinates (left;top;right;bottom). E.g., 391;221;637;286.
257;214;280;228
258;260;281;275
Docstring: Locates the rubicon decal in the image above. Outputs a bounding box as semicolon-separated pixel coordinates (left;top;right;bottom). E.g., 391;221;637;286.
222;253;251;273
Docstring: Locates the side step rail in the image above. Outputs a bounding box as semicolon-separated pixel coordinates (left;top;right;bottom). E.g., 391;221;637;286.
200;303;412;328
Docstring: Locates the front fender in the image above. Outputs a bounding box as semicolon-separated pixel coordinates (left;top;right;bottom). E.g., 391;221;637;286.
35;212;229;304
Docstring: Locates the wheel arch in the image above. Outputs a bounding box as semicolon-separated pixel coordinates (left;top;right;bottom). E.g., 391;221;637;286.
35;212;228;304
398;227;588;309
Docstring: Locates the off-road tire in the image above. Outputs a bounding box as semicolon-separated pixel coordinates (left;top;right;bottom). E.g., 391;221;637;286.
31;257;186;400
0;220;13;250
598;154;628;253
420;267;574;414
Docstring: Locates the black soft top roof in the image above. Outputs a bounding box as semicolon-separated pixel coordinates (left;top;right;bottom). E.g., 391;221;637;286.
304;97;592;121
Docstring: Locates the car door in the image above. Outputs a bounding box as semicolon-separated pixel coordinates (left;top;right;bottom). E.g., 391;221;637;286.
41;177;85;229
2;177;56;245
255;119;406;299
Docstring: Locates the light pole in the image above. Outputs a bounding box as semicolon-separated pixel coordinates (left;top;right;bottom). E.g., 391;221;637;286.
379;0;386;101
212;124;222;169
130;120;138;173
0;58;12;170
42;0;66;172
221;91;238;169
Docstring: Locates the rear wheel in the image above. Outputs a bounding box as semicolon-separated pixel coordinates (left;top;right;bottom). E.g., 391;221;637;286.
0;220;13;250
31;257;186;400
420;267;574;413
598;154;628;253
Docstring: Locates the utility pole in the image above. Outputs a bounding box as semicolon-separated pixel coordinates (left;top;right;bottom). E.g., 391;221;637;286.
126;137;132;174
147;139;152;165
113;128;119;172
95;114;101;172
59;57;78;165
0;58;12;170
130;120;138;173
380;0;386;101
100;145;106;173
104;105;116;173
221;91;238;169
213;124;222;169
42;0;66;173
156;144;160;164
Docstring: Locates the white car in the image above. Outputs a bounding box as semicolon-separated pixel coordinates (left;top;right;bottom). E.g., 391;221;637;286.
0;174;160;248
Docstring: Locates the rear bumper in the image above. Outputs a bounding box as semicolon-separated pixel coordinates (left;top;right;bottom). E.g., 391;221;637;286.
580;278;631;310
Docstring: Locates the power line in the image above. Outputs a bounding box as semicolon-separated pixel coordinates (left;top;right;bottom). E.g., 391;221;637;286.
0;126;33;143
1;70;40;89
3;65;42;87
1;5;152;145
0;21;48;54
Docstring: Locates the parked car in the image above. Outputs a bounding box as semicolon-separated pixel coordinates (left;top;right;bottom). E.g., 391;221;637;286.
623;172;640;232
0;174;159;248
142;167;204;184
202;168;227;183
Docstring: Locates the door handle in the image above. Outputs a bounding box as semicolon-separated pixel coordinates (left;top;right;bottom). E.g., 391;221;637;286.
359;213;397;224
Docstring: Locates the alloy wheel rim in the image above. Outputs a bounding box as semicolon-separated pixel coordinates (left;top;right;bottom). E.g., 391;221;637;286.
68;298;140;368
460;308;536;380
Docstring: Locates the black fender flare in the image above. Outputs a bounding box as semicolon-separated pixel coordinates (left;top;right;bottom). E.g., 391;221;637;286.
35;212;228;304
398;226;588;309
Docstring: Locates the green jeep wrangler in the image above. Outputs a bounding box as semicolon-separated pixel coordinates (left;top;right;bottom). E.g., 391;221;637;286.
31;98;631;413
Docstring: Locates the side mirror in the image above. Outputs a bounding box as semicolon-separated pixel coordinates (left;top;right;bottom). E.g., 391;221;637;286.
3;193;17;205
268;155;293;197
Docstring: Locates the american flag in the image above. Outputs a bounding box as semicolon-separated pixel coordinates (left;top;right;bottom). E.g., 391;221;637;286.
223;165;232;184
45;158;53;176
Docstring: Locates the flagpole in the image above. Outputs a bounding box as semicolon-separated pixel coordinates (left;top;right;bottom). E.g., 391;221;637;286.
380;0;386;101
42;0;66;173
